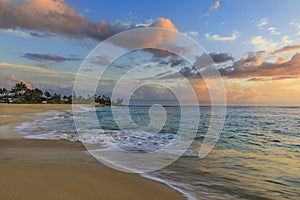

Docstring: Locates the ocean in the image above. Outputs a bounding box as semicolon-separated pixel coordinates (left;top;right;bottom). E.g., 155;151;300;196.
16;106;300;200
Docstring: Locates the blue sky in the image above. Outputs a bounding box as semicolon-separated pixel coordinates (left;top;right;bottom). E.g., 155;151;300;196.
2;0;300;64
63;0;300;56
1;0;300;105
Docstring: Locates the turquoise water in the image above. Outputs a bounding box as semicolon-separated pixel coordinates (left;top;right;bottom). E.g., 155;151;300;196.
17;106;300;199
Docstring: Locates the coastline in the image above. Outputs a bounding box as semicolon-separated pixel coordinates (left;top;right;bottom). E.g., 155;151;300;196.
0;104;185;200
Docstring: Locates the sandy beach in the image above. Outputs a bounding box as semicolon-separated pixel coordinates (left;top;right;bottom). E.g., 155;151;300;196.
0;104;184;200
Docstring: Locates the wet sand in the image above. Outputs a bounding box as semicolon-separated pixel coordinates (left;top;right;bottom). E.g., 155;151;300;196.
0;104;185;200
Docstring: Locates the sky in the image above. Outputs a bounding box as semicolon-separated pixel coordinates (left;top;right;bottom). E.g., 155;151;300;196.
0;0;300;105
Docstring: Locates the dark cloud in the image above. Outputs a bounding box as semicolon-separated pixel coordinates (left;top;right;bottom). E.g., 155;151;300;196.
157;66;201;79
143;46;191;60
29;32;54;38
24;53;81;63
159;58;185;67
178;66;200;77
209;52;234;63
143;48;177;59
147;50;234;75
156;49;300;81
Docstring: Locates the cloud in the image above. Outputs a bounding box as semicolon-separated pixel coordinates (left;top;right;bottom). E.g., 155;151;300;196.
290;18;297;26
251;36;277;51
209;52;234;63
202;0;221;17
10;75;33;89
159;58;185;68
0;0;177;44
156;47;300;81
23;53;81;63
226;87;262;102
29;32;54;38
0;0;92;36
257;17;268;28
142;46;191;60
247;77;270;82
131;84;176;100
271;44;300;55
150;18;177;31
276;57;289;64
182;52;233;75
123;18;178;48
281;36;294;45
0;28;54;38
210;0;220;10
191;79;261;103
219;52;300;80
290;18;300;28
155;51;234;79
0;62;77;89
185;31;198;36
0;28;32;38
88;54;115;66
99;18;178;49
268;27;280;35
205;31;239;41
0;62;114;95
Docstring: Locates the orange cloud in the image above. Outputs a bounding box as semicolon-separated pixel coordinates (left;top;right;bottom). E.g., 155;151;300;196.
252;58;263;66
276;57;289;64
147;18;178;47
220;52;300;80
271;44;300;55
226;87;261;102
191;79;261;103
24;0;70;15
109;18;178;49
150;18;177;32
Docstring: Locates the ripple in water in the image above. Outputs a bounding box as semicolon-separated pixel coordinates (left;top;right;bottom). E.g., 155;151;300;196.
16;106;300;200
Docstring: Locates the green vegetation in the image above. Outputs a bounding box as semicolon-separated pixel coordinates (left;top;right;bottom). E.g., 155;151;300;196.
0;82;115;105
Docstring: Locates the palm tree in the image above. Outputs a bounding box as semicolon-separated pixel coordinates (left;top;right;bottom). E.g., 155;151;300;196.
0;88;3;101
44;91;51;99
2;88;7;95
51;93;62;103
32;88;43;103
0;88;8;102
67;95;72;104
11;82;28;99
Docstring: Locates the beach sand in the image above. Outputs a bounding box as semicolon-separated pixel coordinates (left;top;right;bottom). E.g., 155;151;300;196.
0;104;185;200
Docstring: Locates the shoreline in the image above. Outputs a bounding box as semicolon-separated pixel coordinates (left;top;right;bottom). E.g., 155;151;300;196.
0;104;185;200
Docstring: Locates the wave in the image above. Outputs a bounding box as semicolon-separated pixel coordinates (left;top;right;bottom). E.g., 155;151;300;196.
15;111;198;199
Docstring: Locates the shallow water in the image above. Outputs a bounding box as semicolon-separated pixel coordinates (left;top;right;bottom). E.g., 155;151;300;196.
17;106;300;199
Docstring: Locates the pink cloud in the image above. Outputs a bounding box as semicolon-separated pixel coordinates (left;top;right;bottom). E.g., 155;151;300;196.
10;75;33;89
0;0;177;45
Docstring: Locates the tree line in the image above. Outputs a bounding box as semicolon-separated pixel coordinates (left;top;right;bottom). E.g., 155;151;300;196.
0;82;121;105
